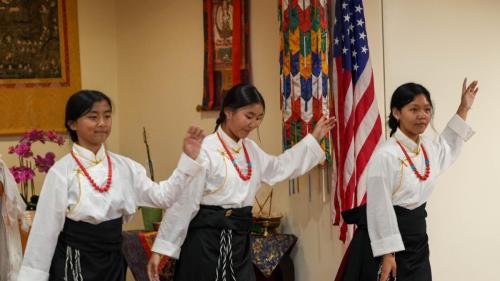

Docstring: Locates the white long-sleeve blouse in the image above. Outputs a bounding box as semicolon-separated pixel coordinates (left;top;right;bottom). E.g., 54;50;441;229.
367;114;474;257
17;144;202;281
152;128;326;259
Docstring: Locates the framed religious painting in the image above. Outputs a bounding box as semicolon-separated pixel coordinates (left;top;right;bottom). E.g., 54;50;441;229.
199;0;251;111
0;0;81;135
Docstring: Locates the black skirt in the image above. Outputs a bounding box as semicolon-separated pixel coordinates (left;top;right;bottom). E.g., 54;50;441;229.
174;205;255;281
336;204;431;281
49;217;126;281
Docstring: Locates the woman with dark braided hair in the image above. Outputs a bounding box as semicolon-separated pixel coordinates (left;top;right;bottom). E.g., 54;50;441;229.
147;83;336;281
335;79;479;281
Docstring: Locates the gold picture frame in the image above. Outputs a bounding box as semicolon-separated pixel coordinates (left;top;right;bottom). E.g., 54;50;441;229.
0;0;81;135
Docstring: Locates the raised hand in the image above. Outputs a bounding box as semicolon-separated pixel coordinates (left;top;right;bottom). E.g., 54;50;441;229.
457;78;479;120
183;126;205;160
311;116;336;142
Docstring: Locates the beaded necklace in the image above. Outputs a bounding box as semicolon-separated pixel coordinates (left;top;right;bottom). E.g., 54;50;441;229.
396;140;430;181
71;151;113;192
216;132;252;181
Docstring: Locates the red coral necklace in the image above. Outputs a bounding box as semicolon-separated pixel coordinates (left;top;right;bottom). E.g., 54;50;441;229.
71;151;113;192
217;132;252;181
396;140;430;181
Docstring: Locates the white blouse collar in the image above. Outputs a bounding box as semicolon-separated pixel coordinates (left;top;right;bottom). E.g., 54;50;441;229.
72;143;106;162
217;126;244;148
393;128;421;153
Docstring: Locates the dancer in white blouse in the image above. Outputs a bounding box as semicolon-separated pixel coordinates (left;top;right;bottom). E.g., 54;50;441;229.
335;79;479;281
147;84;336;281
17;90;205;281
1;157;26;281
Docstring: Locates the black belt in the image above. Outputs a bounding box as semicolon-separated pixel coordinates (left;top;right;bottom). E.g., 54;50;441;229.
189;205;253;232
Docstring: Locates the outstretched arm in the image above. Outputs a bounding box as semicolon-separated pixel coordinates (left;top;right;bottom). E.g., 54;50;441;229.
133;126;205;209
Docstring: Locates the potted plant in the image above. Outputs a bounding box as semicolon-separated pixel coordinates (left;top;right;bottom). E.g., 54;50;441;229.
142;127;163;231
8;129;66;210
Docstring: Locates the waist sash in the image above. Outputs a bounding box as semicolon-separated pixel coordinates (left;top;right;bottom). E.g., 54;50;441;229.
49;217;125;281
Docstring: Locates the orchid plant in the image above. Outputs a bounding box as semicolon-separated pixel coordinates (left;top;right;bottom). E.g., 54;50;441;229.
8;129;65;210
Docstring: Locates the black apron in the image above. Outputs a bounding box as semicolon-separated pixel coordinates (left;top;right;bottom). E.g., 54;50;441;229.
337;204;431;281
49;217;126;281
174;205;255;281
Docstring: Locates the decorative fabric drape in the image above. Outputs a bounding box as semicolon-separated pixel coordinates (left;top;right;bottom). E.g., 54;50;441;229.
279;0;332;162
201;0;251;111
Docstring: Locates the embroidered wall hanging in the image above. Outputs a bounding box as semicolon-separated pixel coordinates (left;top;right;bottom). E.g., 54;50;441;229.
0;0;81;135
279;0;332;196
200;0;251;111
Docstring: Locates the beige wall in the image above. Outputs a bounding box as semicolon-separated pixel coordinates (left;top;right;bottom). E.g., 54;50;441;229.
78;0;120;152
2;0;498;280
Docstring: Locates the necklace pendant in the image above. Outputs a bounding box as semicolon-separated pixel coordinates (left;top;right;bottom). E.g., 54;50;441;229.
396;140;431;181
217;132;252;181
71;151;113;192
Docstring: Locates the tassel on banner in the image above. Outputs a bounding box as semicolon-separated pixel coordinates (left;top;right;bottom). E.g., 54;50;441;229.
327;132;333;195
327;165;331;194
321;165;327;203
308;172;312;202
295;177;300;193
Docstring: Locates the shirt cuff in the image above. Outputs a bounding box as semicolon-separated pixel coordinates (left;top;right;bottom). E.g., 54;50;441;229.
151;238;181;259
303;134;327;162
370;233;405;257
447;114;475;141
17;266;49;281
176;153;203;177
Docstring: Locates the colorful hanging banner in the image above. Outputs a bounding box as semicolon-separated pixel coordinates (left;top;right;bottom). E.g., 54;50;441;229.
201;0;251;111
279;0;332;162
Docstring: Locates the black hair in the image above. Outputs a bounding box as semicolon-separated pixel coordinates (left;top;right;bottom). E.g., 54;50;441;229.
214;83;266;131
65;90;112;142
388;83;433;137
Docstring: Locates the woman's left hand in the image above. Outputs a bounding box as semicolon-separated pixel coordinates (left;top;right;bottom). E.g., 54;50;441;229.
457;78;479;120
311;116;336;142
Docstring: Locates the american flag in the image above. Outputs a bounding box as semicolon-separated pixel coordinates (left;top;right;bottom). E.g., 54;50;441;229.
331;0;383;242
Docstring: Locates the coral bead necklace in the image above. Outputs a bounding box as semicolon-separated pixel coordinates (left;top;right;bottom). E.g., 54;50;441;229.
71;151;113;192
396;140;430;181
217;132;252;181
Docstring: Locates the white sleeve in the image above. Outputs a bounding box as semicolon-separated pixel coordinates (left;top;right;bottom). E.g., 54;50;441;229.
151;150;209;259
254;134;326;186
131;153;203;209
17;168;68;281
433;114;474;172
366;151;405;257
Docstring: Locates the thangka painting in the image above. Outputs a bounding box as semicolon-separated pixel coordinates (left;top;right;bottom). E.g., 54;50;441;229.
200;0;250;111
0;0;81;135
279;0;332;162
